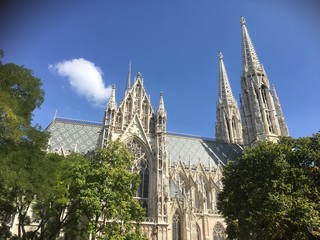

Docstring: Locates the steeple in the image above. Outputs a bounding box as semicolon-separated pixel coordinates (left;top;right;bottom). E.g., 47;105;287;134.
239;16;289;146
157;92;166;115
215;51;243;144
100;85;117;148
240;16;261;73
272;85;289;136
106;84;117;110
218;51;236;105
157;92;166;133
125;61;132;94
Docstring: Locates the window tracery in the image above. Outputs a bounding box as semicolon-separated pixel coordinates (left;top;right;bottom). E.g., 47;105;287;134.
213;223;226;240
172;212;181;240
125;139;149;212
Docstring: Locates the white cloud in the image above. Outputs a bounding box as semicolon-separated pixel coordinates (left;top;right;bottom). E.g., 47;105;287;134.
49;58;111;107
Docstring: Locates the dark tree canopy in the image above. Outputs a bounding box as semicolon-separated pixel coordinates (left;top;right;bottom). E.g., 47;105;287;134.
218;134;320;240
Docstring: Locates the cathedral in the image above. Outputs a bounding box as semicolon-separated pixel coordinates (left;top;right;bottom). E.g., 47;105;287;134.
11;17;288;239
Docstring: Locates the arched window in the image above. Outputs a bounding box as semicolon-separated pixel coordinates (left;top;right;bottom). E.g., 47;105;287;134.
213;223;226;240
142;100;148;115
115;112;122;130
196;224;201;240
206;189;211;210
125;139;149;213
126;98;132;113
225;116;231;142
261;85;268;105
105;110;111;125
172;212;181;240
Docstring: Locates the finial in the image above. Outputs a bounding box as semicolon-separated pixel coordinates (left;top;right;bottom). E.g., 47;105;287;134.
54;109;57;120
137;72;141;77
240;16;246;26
107;84;117;110
218;51;223;60
126;61;131;93
158;91;165;113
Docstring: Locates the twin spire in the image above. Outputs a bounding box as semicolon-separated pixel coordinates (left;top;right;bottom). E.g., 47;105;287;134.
240;16;261;73
216;51;243;144
218;51;236;105
216;16;289;145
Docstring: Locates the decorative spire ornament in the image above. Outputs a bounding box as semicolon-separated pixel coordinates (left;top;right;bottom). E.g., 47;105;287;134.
240;16;261;73
239;16;289;146
125;61;132;94
216;51;243;144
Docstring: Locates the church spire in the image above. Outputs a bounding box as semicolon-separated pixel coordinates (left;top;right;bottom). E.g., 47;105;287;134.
216;52;243;144
157;92;166;133
218;51;236;105
107;84;117;110
157;92;166;114
240;16;261;73
239;17;289;146
125;61;131;94
272;85;289;136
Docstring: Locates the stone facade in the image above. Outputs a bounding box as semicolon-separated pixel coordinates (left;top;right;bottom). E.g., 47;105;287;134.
215;17;289;147
10;16;288;239
215;52;243;145
96;70;242;239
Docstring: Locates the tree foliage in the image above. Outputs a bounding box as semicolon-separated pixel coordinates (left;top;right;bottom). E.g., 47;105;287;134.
29;142;146;240
0;60;49;239
218;134;320;240
0;61;44;147
0;59;145;239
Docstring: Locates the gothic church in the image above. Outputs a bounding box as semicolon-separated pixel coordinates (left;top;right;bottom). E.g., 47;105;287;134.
16;17;289;239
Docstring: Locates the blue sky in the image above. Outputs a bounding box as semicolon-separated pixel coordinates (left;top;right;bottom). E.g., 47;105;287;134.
1;0;320;138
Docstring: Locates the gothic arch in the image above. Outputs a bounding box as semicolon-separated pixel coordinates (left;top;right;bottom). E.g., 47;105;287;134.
213;222;226;240
172;211;182;240
124;137;152;214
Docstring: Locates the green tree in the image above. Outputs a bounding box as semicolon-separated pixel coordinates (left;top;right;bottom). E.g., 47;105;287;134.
30;142;146;240
0;59;50;239
218;134;320;240
80;141;146;240
0;61;44;147
31;153;89;240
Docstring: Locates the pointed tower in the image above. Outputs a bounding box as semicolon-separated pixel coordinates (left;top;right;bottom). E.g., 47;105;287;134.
125;61;132;95
239;16;289;147
215;51;243;144
272;85;289;136
155;92;169;223
100;85;117;148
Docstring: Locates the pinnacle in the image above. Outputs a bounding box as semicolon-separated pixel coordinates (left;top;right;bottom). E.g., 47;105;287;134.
240;16;246;26
218;51;235;105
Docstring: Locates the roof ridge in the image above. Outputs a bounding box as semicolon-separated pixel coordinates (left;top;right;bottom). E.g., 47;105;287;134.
55;116;102;125
167;131;215;141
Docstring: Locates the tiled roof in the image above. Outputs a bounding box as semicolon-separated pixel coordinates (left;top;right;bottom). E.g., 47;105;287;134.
46;118;243;164
166;133;242;168
46;117;102;155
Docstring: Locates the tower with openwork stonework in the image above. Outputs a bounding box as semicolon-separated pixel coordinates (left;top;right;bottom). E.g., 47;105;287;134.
99;66;170;236
239;16;289;147
215;51;243;144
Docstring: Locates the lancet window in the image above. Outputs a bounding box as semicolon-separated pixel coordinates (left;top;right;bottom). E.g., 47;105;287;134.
261;85;268;106
115;112;122;130
213;223;226;240
126;98;132;113
172;212;181;240
125;139;149;212
196;224;201;240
